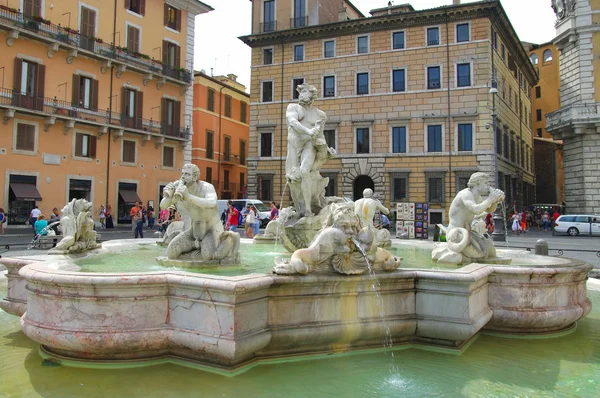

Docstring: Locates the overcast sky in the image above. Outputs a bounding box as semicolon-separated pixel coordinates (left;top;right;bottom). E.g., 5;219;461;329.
193;0;557;91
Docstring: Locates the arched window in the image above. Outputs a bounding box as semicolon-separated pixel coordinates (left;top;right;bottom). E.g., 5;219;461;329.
543;49;553;62
530;53;539;65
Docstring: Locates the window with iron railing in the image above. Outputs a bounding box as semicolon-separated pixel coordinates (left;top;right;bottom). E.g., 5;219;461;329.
392;69;405;92
427;66;441;89
390;173;408;202
456;63;471;87
427;125;442;152
427;27;439;46
392;31;405;49
294;44;304;61
357;36;369;54
457;123;473;151
356;73;369;95
392;126;407;153
324;40;335;58
262;0;275;32
323;76;335;97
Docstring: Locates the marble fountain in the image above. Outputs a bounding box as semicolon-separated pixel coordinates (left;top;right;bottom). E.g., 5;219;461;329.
0;85;594;390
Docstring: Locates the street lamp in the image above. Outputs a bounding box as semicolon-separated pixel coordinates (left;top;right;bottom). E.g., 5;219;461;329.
489;86;506;242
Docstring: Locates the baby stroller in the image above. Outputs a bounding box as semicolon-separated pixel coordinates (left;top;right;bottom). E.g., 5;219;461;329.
28;221;59;250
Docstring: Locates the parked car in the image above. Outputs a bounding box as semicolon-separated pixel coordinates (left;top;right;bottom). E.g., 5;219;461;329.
217;199;271;228
553;215;600;236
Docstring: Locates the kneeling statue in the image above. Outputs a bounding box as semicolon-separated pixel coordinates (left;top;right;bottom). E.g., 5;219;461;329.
49;199;100;254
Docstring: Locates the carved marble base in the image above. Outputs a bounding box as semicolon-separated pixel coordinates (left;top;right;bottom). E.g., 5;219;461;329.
156;253;240;268
432;242;512;266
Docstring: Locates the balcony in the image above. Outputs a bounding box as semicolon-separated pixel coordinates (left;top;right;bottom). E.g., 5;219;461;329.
260;21;276;33
546;103;600;135
0;87;188;140
290;16;308;28
0;7;192;85
221;154;242;165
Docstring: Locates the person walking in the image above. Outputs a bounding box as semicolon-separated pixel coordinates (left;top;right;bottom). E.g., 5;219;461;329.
252;205;261;235
0;208;6;235
99;205;106;229
130;201;141;238
244;205;255;238
30;206;41;235
134;206;144;239
270;202;279;221
226;201;239;232
542;212;550;232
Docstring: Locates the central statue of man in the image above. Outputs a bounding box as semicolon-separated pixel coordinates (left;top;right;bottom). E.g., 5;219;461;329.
285;82;334;217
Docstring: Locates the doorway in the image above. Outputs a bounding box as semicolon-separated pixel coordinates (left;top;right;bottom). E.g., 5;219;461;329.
353;175;374;200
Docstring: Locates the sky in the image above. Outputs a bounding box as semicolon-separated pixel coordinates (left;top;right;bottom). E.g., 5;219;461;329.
193;0;557;91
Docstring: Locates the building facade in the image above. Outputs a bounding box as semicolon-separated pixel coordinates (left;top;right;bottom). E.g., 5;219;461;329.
192;72;249;199
0;0;212;225
546;0;600;214
240;0;537;224
524;41;564;204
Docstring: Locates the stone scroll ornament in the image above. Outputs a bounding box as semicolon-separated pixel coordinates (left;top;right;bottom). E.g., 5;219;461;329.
156;164;239;266
48;199;101;254
432;172;506;265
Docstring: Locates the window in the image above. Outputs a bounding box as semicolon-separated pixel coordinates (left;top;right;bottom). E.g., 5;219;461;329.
263;0;275;32
126;0;145;15
205;167;212;184
163;41;180;68
537;128;542;137
492;30;498;49
260;132;272;157
324;129;336;149
427;27;439;46
125;89;136;118
206;131;214;159
323;75;335;97
530;53;539;65
456;172;471;192
392;31;405;49
356;72;369;95
73;75;98;111
293;0;306;27
15;122;35;152
207;88;215;112
15;59;45;111
79;6;97;51
392;126;407;153
356;128;370;154
457;124;473;151
75;133;97;158
536;109;542;121
501;44;506;61
535;86;541;98
456;63;471;87
224;170;230;190
427;175;444;203
240;140;246;165
456;23;469;43
357;36;369;54
391;173;408;201
496;128;502;155
392;69;405;92
126;25;140;53
294;44;304;61
263;48;273;65
427;125;442;152
543;49;553;62
20;60;37;97
261;81;273;102
292;78;304;99
427;66;441;89
240;102;247;123
164;4;181;31
258;175;273;201
22;0;42;17
503;132;509;158
224;95;232;117
510;138;516;162
122;140;136;163
322;173;337;197
224;136;231;161
324;40;335;58
162;146;174;168
240;172;245;192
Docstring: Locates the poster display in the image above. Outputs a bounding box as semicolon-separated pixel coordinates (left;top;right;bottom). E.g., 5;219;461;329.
396;202;428;239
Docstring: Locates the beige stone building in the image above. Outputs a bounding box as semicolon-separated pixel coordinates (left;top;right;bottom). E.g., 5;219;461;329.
240;0;537;224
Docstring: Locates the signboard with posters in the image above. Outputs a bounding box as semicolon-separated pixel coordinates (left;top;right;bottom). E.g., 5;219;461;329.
396;202;428;239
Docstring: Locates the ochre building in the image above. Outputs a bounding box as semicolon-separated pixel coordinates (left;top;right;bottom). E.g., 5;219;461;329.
192;72;249;199
240;0;537;224
0;0;212;226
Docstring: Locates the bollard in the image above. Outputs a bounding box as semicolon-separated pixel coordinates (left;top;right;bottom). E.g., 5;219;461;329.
535;239;548;256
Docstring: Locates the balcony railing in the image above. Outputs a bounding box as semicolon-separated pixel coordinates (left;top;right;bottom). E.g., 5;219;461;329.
0;87;188;139
291;16;308;28
0;7;192;84
546;103;600;132
260;20;276;33
221;154;242;165
457;76;471;87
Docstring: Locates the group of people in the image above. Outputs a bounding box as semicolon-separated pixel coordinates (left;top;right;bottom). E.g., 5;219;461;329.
128;202;156;239
220;201;280;238
157;205;181;233
508;207;561;234
98;204;114;229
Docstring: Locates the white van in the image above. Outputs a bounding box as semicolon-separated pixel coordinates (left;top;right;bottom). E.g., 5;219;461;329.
554;215;600;236
217;199;271;228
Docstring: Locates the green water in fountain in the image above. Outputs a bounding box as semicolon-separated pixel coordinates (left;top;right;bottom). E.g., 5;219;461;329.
74;242;452;275
1;275;599;397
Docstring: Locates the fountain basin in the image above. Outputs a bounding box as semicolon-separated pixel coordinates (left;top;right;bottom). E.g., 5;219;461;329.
0;239;592;372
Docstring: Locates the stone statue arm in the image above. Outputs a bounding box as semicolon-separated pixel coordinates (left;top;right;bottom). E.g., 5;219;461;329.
460;191;499;216
376;201;390;215
286;104;315;137
180;183;218;209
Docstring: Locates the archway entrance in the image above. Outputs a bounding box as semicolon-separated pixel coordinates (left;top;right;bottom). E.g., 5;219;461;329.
353;175;375;200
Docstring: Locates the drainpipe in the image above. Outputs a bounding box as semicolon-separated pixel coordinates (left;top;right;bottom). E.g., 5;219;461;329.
105;0;118;208
445;13;452;207
218;85;224;195
279;39;285;203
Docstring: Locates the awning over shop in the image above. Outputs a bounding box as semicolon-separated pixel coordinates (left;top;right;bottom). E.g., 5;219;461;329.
119;190;141;204
10;183;42;201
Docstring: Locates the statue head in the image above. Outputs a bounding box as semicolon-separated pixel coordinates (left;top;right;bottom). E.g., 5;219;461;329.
181;164;201;185
467;172;490;190
362;188;374;199
296;83;318;104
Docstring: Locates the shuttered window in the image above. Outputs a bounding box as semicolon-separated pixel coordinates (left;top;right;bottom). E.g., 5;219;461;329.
206;131;214;159
164;4;181;31
73;75;98;110
207;88;215;112
163;41;181;68
75;133;97;158
240;102;247;123
15;123;35;151
224;95;232;117
162;146;174;168
125;0;145;15
122;140;136;163
127;25;140;53
23;0;42;17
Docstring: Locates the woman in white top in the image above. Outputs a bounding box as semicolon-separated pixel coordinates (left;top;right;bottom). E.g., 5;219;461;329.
244;205;256;238
99;205;106;229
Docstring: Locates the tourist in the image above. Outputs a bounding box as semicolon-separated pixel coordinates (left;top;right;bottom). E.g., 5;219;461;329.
130;201;141;238
33;214;48;239
252;205;261;235
378;213;391;230
270;202;278;220
511;212;521;234
244;205;255;238
49;208;61;235
99;204;106;229
0;208;5;235
552;209;561;230
147;205;155;229
105;204;114;229
30;206;41;235
542;212;551;232
226;201;239;232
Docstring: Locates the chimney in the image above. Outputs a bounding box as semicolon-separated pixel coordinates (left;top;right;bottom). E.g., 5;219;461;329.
453;0;460;5
227;73;237;82
338;5;347;21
